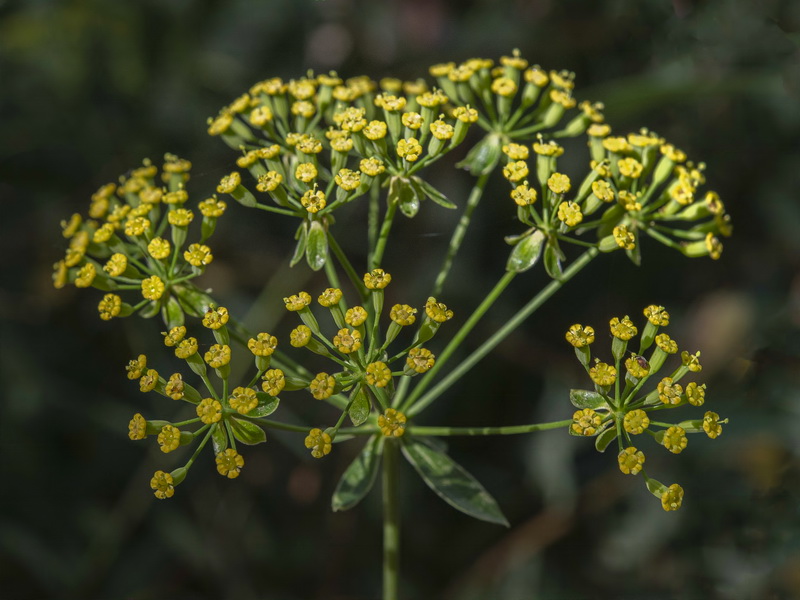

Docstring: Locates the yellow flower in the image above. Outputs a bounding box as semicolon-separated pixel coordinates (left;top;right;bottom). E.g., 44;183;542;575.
124;216;151;237
52;260;68;289
256;171;283;192
625;355;650;379
163;190;188;205
703;411;723;439
623;409;650;435
345;306;368;327
202;306;229;330
128;413;147;440
452;106;478;123
61;213;82;238
655;333;678;354
217;172;241;194
609;316;637;340
681;351;702;372
318;288;343;307
290;325;312;347
503;143;529;160
98;293;122;320
503;160;529;183
589;362;617;387
661;483;684;511
565;324;594;348
126;354;147;380
103;253;127;277
643;305;670;326
547;173;571;195
571;408;602;436
74;262;97;288
305;428;333;458
216;448;245;478
705;233;723;260
141;276;166;301
657;377;683;405
359;158;385;177
613;225;635;250
334;169;361;192
366;361;392;387
165;373;185;400
157;425;181;453
139;369;159;393
511;183;537;206
147;237;171;260
425;297;453;322
430;120;454;141
662;426;688;454
93;223;115;244
406;347;435;373
204;344;231;368
618;157;643;178
686;382;706;406
557;201;583;227
168;208;194;227
301;188;326;213
175;337;198;359
591;179;615;202
261;369;286;396
333;328;362;354
150;470;175;499
184;243;213;267
378;409;407;437
491;77;517;97
602;136;632;153
364;269;391;290
363;120;388;140
248;333;278;357
163;326;186;347
284;292;312;311
532;141;564;157
309;373;336;400
397;138;423;162
390;304;417;326
295;162;318;183
208;112;233;136
229;386;258;414
198;197;227;218
196;398;222;424
618;447;645;475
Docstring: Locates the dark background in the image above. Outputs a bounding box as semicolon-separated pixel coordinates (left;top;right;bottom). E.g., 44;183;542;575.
2;0;799;598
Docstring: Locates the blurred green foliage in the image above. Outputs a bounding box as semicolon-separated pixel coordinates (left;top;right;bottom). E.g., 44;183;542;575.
1;0;799;598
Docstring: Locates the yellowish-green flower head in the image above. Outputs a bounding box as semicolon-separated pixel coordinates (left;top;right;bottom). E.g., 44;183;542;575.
229;386;258;415
128;413;147;440
618;447;645;475
157;425;181;453
565;324;595;348
139;369;159;393
248;333;278;357
589;361;617;387
197;398;222;424
625;355;650;379
662;426;688;454
175;337;198;359
204;344;231;369
202;306;229;330
290;325;312;348
148;237;171;260
150;470;175;499
661;483;684;511
165;373;185;400
284;292;312;312
390;304;417;326
262;369;286;396
301;188;326;213
126;354;147;380
655;333;678;354
305;428;332;458
503;161;529;183
184;243;213;267
557;201;583;227
364;269;392;290
686;382;706;407
547;173;571;195
571;408;602;436
216;449;245;479
425;297;453;322
378;408;407;437
703;411;723;439
333;328;362;354
309;373;336;400
623;409;650;435
406;347;435;373
511;183;537;207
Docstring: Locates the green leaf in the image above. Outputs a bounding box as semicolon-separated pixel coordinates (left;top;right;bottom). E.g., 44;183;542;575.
595;425;618;453
389;176;420;218
229;417;267;445
543;238;564;280
348;387;371;427
506;229;545;273
162;296;185;329
332;436;383;512
251;392;280;417
456;133;502;176
401;439;509;526
305;220;328;271
211;423;228;454
413;177;457;209
290;222;308;267
569;389;607;410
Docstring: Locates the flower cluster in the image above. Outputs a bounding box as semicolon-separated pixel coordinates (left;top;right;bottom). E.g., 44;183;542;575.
127;305;288;498
565;305;727;511
53;155;224;326
284;269;451;457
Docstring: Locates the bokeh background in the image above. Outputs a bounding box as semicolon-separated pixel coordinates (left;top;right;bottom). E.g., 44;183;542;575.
2;0;800;598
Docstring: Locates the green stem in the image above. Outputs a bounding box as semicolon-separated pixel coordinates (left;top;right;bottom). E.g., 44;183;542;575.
371;198;398;269
254;203;300;217
368;182;380;267
408;419;571;436
431;172;491;298
328;232;367;301
400;271;517;413
407;247;599;417
382;439;400;600
252;418;314;433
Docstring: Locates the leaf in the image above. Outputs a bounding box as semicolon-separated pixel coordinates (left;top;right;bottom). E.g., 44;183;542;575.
251;392;280;417
543;238;564;280
229;417;267;445
401;439;509;526
305;220;328;271
332;436;383;511
413;177;457;209
389;176;420;218
456;133;502;176
506;229;545;273
211;423;228;454
595;425;618;453
569;389;607;410
290;222;308;267
348;387;371;427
